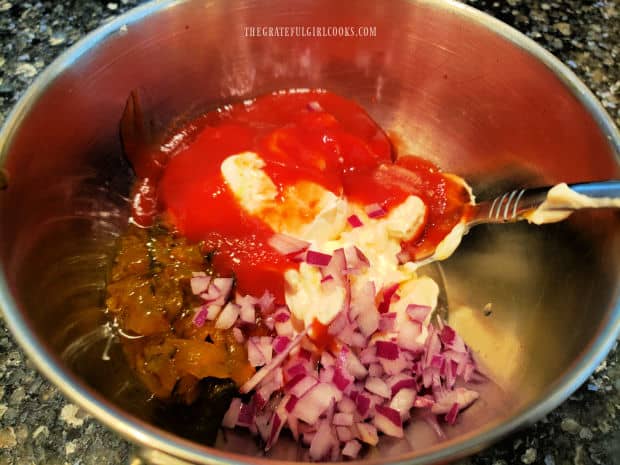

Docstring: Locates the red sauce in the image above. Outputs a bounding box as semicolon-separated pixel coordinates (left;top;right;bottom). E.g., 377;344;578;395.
124;90;469;302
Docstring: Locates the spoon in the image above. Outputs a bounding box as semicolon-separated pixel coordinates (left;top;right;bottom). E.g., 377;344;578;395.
467;180;620;227
416;180;620;264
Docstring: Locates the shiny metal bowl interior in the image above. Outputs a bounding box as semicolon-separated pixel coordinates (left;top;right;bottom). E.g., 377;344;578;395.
0;0;619;464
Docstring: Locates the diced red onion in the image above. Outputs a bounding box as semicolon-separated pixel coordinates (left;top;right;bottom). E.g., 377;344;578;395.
375;340;399;360
239;301;255;324
342;439;362;458
378;283;399;314
336;426;355;442
388;374;417;396
212;277;234;304
365;377;390;398
319;366;335;384
237;401;256;427
285;395;298;413
257;290;275;315
306;250;332;267
273;307;290;322
406;303;433;322
373;405;404;438
365;202;387;218
343;347;368;379
265;412;285;450
332;367;352;391
222;398;241;428
289;376;319;399
240;329;307;394
333;412;354;426
347;214;363;228
344;246;370;273
431;387;479;414
190;275;211;295
286;361;309;380
321;351;335;368
268;233;310;256
440;325;456;345
292;383;341;425
389;388;416;419
397;320;423;351
192;306;208;328
215;302;239;329
356;422;379;446
232;327;245;344
309;421;336;461
355;393;371;416
323;248;347;285
445;402;459;425
337;396;356;414
368;363;383;378
273;336;291;354
379;312;397;332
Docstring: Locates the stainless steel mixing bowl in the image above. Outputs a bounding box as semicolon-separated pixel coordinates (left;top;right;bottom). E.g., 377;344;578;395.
0;0;619;464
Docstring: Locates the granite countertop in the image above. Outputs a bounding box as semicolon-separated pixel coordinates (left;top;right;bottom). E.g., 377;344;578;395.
0;1;618;464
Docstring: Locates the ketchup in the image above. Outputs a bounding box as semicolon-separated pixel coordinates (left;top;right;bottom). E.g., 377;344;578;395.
122;90;467;301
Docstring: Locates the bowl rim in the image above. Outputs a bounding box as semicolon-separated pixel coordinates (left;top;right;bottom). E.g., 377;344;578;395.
0;0;619;464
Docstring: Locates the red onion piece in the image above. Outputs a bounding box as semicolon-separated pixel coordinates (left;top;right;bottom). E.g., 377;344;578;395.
378;312;397;332
355;393;371;416
347;214;363;228
390;388;416;419
256;290;275;315
333;412;354;426
336;426;355;442
309;422;336;461
344;246;370;273
332;367;352;391
306;250;332;267
268;233;310;256
215;302;239;329
237;401;256;427
397;320;423;351
365;377;390;399
431;387;479;414
273;336;291;354
214;277;233;295
285;395;298;413
240;329;308;394
289;376;319;399
273;307;290;322
378;283;399;314
406;303;433;322
445;402;459;425
342;439;362;458
222;398;241;428
190;275;211;295
388;374;417;396
292;383;342;425
373;405;404;438
192;306;208;328
337;396;356;414
375;341;399;360
365;202;387;218
239;301;256;324
232;327;245;344
356;422;379;446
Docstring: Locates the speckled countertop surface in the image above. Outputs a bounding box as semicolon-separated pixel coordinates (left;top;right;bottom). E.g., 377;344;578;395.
0;1;618;464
